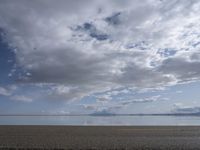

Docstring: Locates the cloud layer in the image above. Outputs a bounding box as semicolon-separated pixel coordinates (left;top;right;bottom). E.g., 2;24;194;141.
172;103;200;114
1;0;200;101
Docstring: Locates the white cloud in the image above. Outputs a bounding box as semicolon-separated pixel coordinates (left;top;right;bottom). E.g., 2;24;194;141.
120;95;162;106
172;103;200;114
10;95;32;102
0;87;11;96
0;85;18;97
176;90;183;94
96;94;112;102
83;95;165;114
1;0;200;101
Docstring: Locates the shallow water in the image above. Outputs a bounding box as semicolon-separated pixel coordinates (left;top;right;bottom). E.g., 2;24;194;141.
1;115;200;125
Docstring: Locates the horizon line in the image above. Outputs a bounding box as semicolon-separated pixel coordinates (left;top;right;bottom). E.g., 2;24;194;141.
1;113;200;116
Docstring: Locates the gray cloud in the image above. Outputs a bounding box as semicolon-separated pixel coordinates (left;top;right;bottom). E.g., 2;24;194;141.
1;0;200;101
105;12;122;26
159;55;200;83
75;22;109;41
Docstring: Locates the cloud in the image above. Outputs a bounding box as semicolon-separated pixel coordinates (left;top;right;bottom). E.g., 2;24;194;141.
1;0;200;101
47;84;115;101
83;95;164;114
159;53;200;83
105;12;122;26
83;103;123;114
83;104;98;110
0;85;33;103
10;95;32;102
172;103;200;114
90;109;115;115
0;87;11;96
75;22;109;41
175;91;183;94
0;85;18;97
96;94;112;102
120;95;162;106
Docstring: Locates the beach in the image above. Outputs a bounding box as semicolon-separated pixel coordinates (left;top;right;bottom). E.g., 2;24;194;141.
0;126;200;149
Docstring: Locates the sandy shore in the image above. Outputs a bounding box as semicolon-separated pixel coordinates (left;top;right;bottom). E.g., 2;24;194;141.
1;126;200;149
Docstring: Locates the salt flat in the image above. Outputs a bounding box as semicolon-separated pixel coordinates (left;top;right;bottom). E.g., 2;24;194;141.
0;126;200;149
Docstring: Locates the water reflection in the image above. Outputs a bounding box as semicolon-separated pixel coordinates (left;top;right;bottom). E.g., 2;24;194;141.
0;115;200;125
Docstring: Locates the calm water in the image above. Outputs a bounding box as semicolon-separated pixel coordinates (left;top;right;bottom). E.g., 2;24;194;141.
1;115;200;125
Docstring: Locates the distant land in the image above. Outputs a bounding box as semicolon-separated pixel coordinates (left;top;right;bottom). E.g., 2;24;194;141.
1;112;200;116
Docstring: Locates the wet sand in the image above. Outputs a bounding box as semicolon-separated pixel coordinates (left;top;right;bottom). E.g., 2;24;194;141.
1;126;200;149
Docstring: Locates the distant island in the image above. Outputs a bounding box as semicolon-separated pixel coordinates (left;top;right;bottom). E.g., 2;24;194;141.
90;110;116;116
1;112;200;116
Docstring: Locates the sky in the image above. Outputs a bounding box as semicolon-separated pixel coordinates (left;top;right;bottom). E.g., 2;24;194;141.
1;0;200;115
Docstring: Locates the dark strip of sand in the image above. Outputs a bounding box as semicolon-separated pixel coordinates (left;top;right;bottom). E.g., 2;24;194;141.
0;126;200;149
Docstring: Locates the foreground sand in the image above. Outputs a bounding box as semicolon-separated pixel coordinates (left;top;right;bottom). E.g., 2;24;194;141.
1;126;200;149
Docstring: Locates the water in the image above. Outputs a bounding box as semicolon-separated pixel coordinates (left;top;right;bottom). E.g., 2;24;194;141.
1;115;200;125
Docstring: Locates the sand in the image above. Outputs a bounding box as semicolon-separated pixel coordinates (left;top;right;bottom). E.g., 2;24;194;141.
0;126;200;149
